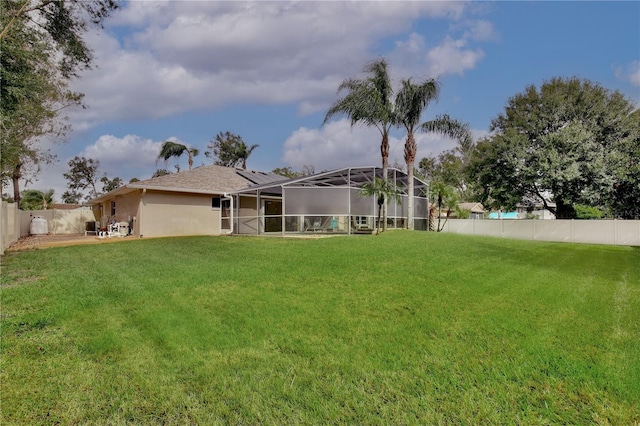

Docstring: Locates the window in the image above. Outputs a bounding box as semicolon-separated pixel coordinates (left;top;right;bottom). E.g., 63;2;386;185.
111;201;116;216
354;216;369;227
212;196;221;208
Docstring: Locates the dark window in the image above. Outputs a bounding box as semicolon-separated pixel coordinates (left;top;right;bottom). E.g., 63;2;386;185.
212;196;221;208
111;201;116;216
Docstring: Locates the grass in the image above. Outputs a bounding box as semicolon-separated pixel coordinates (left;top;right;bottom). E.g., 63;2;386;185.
1;232;639;424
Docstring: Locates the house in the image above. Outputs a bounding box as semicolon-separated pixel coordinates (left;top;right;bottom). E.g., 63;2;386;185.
89;165;284;238
230;166;430;235
456;202;485;219
516;195;556;219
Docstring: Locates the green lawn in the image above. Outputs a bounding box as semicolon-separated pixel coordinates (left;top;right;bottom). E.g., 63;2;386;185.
1;232;639;424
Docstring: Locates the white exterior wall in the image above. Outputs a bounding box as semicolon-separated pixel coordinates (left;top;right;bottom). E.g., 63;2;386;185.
140;191;221;238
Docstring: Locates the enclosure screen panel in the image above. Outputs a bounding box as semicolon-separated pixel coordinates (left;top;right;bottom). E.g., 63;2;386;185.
284;187;350;215
414;197;429;218
350;189;375;216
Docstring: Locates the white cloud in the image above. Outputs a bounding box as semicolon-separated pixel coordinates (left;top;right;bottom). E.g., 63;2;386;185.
69;1;475;129
425;36;485;78
388;30;486;81
615;60;640;88
281;119;466;172
462;19;498;42
79;134;162;176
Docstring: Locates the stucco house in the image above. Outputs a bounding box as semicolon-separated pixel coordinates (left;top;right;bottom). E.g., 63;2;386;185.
457;202;485;219
89;165;283;238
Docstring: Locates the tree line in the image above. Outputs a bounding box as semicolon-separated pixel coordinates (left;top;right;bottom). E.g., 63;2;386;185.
324;59;640;225
419;77;640;220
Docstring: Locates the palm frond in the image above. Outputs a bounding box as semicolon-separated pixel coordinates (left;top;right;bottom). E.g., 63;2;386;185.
395;78;440;130
420;114;471;142
157;141;187;162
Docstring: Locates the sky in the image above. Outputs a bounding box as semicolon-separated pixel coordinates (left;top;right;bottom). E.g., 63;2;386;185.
24;1;640;201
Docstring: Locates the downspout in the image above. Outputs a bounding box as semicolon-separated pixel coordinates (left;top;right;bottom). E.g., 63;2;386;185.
223;193;234;235
139;188;146;237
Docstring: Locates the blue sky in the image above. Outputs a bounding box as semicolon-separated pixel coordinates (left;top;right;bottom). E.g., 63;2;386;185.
29;1;640;200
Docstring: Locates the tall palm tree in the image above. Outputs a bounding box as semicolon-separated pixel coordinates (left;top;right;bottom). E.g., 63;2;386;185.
237;142;259;170
395;78;470;229
157;141;200;171
359;177;402;235
324;59;395;229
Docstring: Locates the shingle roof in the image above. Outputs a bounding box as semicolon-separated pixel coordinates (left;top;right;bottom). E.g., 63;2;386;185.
89;165;280;205
458;202;485;213
130;164;256;193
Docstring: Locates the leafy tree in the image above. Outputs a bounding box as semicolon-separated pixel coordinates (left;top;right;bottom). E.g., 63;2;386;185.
301;164;316;176
206;131;258;169
129;177;140;183
151;169;172;178
419;150;479;203
272;167;301;178
574;204;604;220
468;77;639;219
1;0;117;205
61;190;81;204
395;78;469;229
19;188;54;210
325;59;395;229
359;177;402;235
157;141;199;171
63;156;100;201
100;176;123;193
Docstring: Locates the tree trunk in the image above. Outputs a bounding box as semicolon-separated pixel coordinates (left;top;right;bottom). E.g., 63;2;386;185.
428;206;436;231
381;129;389;232
555;199;576;219
12;163;22;206
404;131;417;229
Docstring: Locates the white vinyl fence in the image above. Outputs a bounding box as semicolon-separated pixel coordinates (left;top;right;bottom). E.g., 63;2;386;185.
1;201;20;255
442;219;640;246
19;208;97;237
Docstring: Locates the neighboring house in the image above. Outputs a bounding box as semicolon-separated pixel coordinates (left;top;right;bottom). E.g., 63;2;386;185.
456;202;485;219
517;195;556;219
231;166;430;235
89;165;284;238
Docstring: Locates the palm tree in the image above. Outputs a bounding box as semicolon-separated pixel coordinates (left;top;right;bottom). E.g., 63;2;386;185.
236;142;259;169
359;177;402;235
324;59;395;229
430;181;458;232
20;189;54;210
157;141;200;171
395;78;470;229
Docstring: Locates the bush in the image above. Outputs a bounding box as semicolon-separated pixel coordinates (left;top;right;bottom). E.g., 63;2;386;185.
574;204;604;219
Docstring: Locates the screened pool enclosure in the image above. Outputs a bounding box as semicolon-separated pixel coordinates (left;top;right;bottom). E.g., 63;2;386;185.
230;167;429;235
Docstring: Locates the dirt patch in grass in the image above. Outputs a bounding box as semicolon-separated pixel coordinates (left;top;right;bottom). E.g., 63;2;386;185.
6;234;137;252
